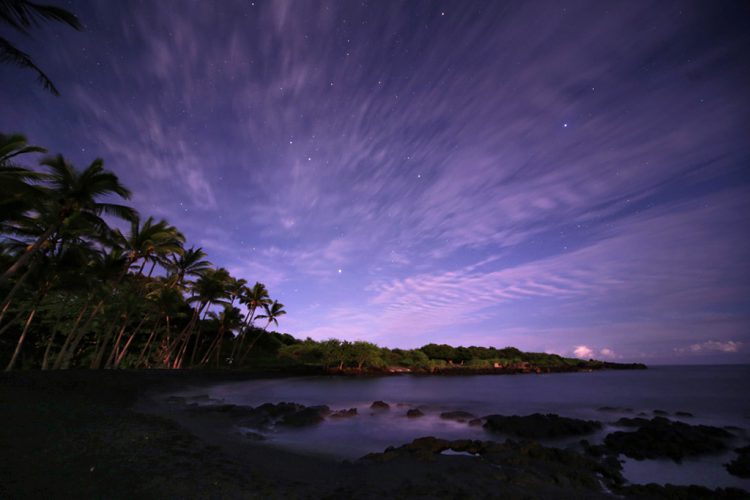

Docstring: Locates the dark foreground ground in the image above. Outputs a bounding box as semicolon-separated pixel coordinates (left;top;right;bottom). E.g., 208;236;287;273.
1;370;748;499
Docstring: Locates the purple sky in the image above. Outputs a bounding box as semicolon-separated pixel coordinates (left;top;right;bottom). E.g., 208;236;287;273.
2;1;749;363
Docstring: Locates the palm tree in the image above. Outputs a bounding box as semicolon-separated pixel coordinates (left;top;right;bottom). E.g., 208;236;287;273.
232;281;270;362
0;133;46;231
0;0;82;95
255;300;286;330
165;246;211;289
0;155;136;286
117;215;185;276
164;267;231;368
239;300;286;365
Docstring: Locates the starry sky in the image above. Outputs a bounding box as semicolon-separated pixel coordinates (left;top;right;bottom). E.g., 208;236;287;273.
2;0;749;363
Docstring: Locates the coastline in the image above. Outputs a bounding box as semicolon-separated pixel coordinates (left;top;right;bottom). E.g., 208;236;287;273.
1;370;747;499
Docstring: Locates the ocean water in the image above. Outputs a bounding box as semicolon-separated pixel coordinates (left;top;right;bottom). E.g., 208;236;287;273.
177;365;750;489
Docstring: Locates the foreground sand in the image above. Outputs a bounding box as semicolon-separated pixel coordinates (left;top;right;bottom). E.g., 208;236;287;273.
1;371;746;499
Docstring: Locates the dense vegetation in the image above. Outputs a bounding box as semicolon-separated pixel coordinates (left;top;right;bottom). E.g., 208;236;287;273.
1;133;643;374
0;133;288;371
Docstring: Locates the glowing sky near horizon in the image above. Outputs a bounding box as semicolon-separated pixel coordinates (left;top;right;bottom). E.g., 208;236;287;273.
2;0;749;363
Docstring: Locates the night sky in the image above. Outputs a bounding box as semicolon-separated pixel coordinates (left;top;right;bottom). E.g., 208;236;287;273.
2;1;749;363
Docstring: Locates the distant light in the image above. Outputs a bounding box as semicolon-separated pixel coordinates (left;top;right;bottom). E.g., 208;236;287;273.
338;269;342;274
563;123;568;128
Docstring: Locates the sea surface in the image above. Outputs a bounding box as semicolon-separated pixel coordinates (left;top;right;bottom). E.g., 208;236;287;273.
176;365;750;490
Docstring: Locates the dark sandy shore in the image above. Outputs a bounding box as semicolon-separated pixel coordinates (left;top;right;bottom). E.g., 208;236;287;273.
1;371;748;499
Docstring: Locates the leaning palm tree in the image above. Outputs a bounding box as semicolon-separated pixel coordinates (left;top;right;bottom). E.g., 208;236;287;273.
117;215;185;276
0;154;136;286
239;300;286;365
255;300;287;331
164;267;231;368
0;0;82;95
0;133;46;230
165;246;211;290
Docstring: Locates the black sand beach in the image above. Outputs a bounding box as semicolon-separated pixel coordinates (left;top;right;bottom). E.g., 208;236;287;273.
2;370;749;499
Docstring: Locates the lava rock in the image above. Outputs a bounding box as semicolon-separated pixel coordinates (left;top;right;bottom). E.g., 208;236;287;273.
726;445;750;478
483;413;602;439
440;411;476;422
604;417;732;462
330;408;358;418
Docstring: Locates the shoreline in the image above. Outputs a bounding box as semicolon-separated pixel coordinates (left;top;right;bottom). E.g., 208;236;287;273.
2;370;747;499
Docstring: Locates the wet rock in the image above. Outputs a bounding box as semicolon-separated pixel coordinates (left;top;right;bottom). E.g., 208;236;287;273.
726;445;750;478
187;403;258;419
279;406;329;427
483;413;602;439
615;417;651;427
604;416;732;462
362;437;625;492
164;395;187;404
675;411;694;418
439;411;476;422
653;409;670;416
406;409;424;418
330;408;358;418
468;418;482;427
598;406;633;413
370;401;390;410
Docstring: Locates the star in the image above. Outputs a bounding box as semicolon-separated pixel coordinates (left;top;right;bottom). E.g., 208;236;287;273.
563;123;568;128
337;269;342;274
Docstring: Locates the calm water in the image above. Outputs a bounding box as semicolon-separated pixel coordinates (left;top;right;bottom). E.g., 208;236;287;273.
176;365;750;489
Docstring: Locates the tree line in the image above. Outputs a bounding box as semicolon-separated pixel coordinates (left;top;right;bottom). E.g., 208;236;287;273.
0;133;286;371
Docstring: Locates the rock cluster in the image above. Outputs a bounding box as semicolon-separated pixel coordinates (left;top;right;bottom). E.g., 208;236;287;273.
483;413;602;439
605;416;732;461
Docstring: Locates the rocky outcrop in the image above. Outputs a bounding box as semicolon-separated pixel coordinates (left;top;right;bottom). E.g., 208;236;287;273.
362;437;624;494
370;401;390;410
185;401;330;428
439;411;476;422
406;409;423;418
483;413;602;438
726;445;750;478
330;408;358;418
604;416;732;462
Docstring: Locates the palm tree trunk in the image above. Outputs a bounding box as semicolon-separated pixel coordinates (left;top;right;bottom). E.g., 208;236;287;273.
58;298;105;369
90;316;123;369
52;301;89;369
0;225;56;287
135;318;161;368
4;307;37;371
0;264;34;328
41;302;67;370
104;319;129;369
114;315;148;368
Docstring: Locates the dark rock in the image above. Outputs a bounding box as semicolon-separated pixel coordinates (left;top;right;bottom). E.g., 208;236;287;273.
615;417;651;427
330;408;358;418
279;406;328;427
406;409;424;418
604;416;732;462
653;409;670;416
468;418;482;427
362;437;624;492
598;406;633;413
617;483;750;499
483;413;602;439
675;411;694;418
439;411;476;422
726;445;750;478
370;401;390;410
